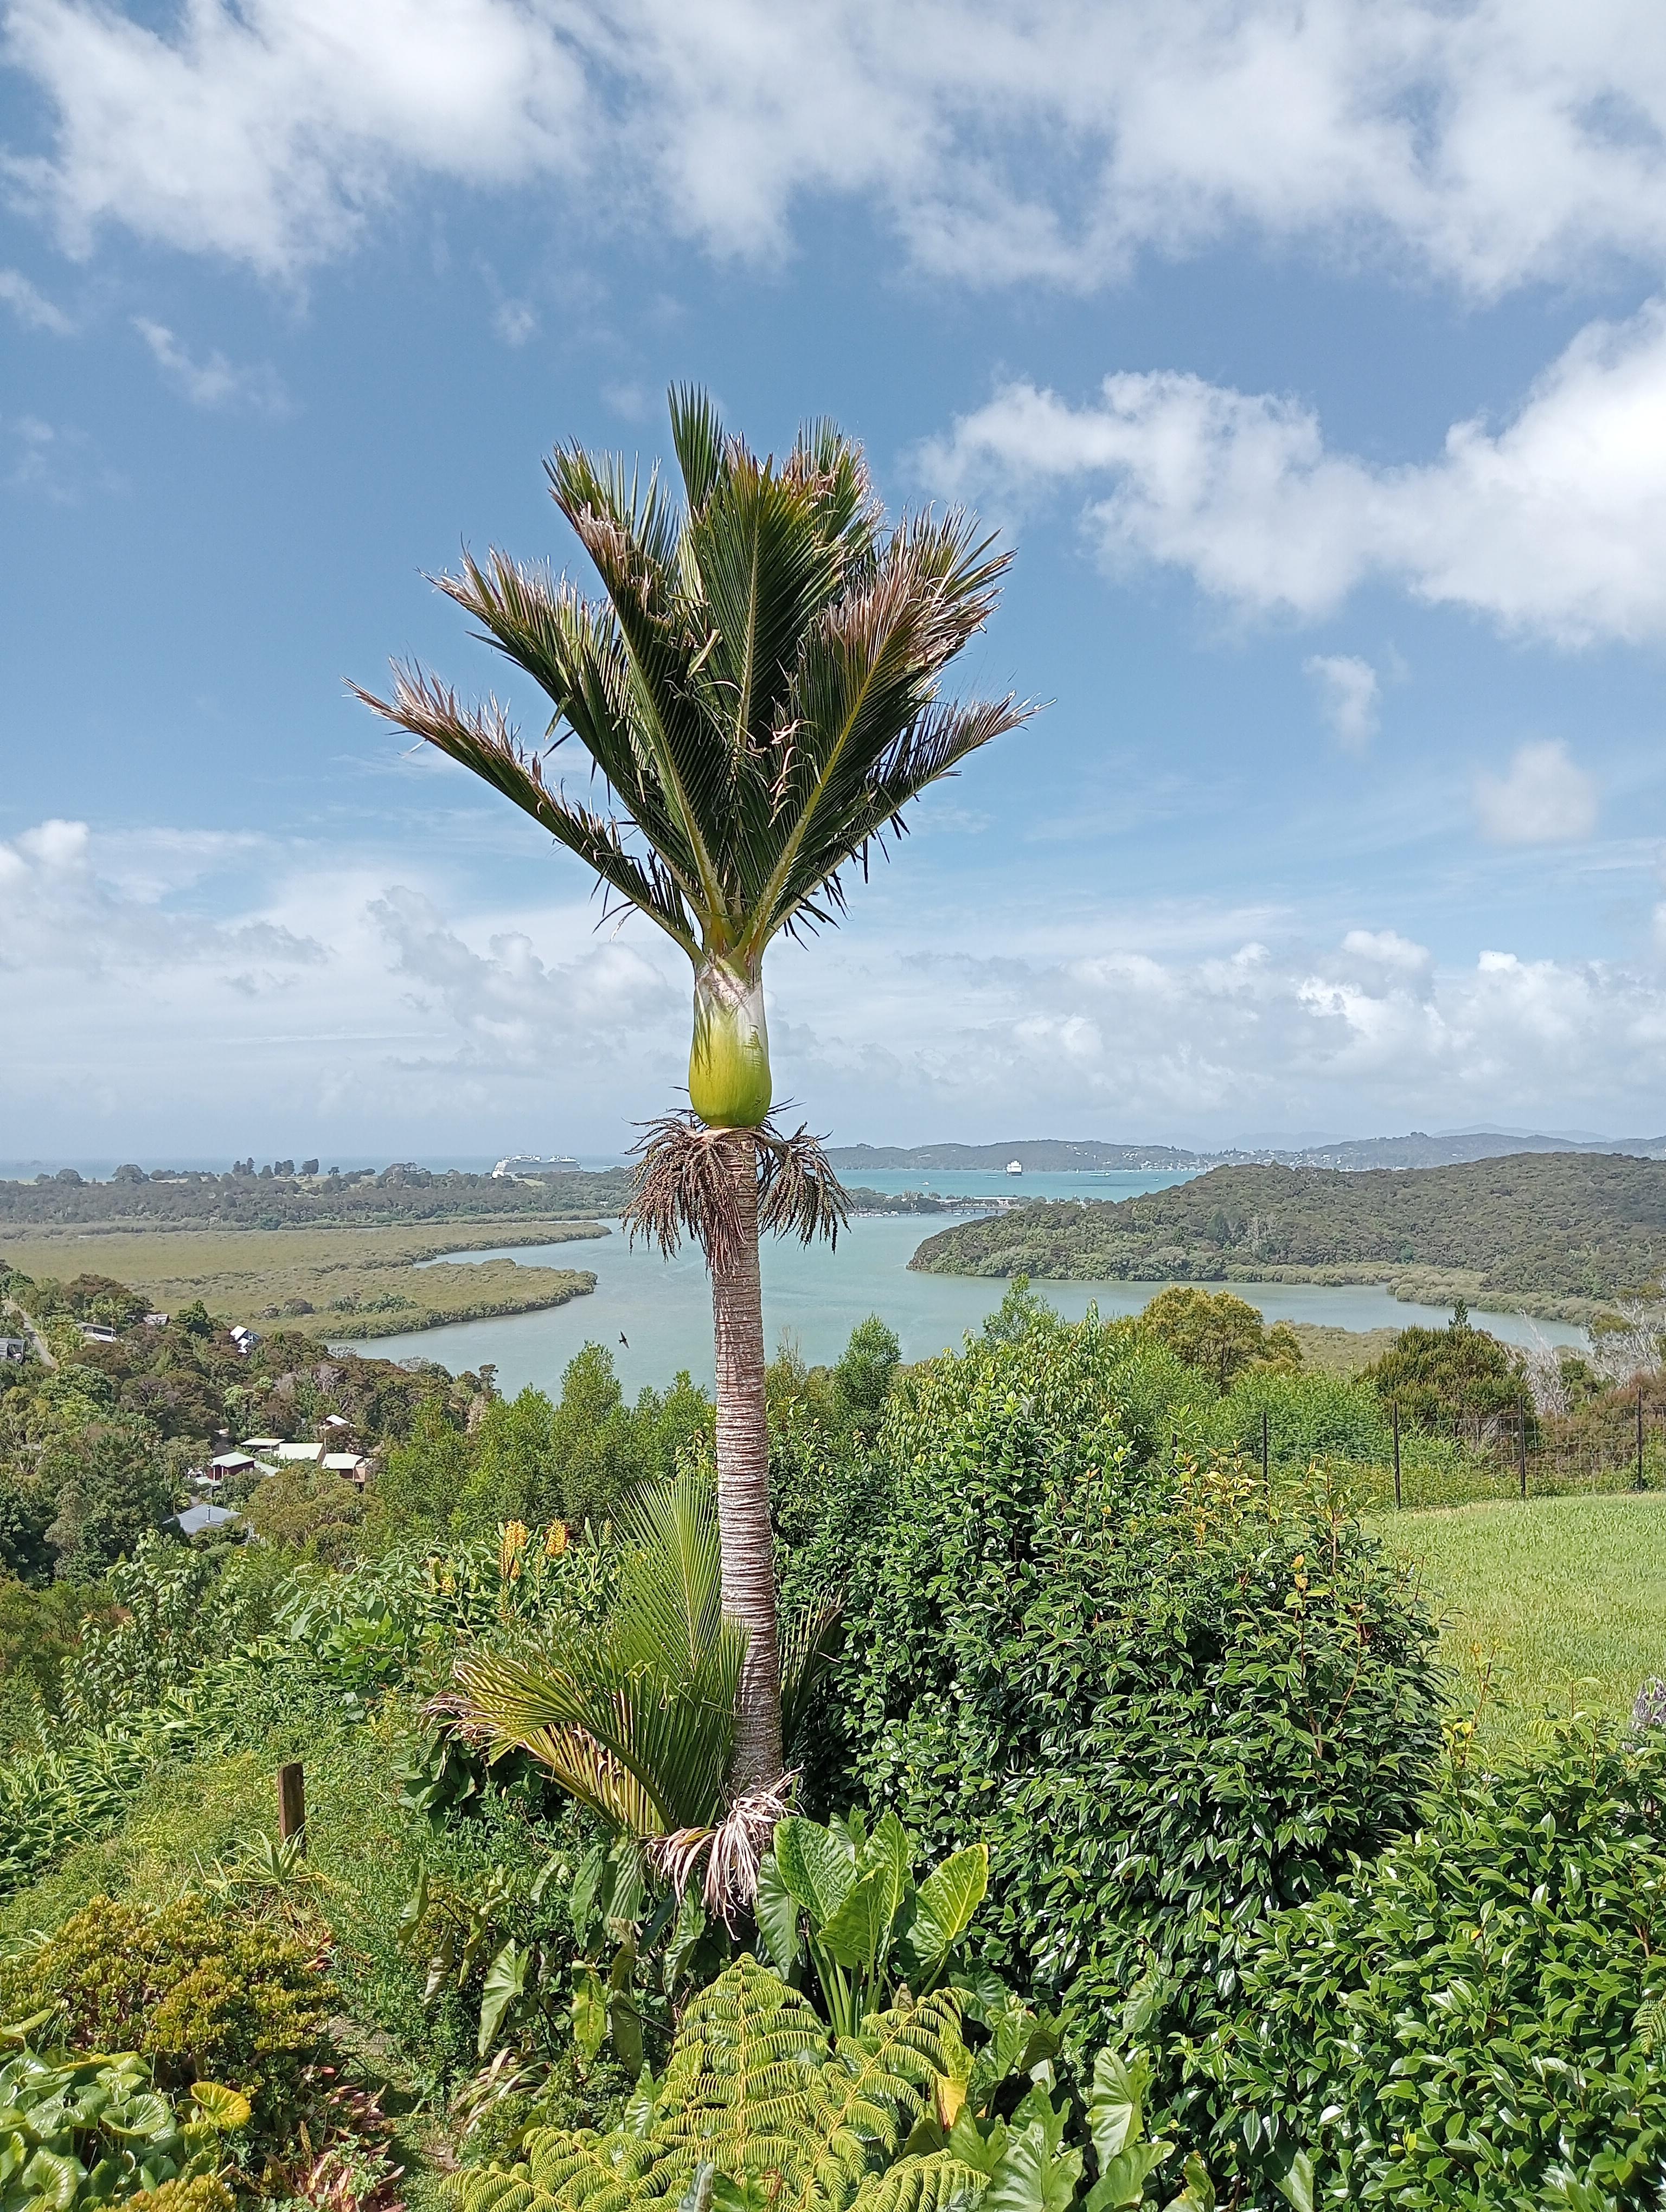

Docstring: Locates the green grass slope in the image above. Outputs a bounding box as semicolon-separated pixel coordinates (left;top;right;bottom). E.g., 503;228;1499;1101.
1377;1493;1666;1749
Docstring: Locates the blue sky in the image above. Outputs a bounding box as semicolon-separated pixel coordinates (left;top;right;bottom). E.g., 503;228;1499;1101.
4;2;1666;1159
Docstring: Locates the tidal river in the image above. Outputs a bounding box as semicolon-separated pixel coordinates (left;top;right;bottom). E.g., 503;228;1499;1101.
345;1169;1587;1396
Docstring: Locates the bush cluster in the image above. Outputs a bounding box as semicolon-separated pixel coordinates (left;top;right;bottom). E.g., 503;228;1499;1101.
1199;1722;1666;2207
825;1295;1445;2060
1;1893;332;2126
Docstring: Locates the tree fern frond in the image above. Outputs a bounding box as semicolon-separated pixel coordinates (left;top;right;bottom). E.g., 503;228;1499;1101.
847;2153;987;2212
445;1962;982;2212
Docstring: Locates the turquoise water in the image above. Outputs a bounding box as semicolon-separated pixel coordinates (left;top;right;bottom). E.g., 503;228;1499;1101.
843;1169;1202;1204
349;1196;1587;1394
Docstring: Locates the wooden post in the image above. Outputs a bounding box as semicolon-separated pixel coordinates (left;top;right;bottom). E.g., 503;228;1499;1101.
1392;1399;1402;1510
1518;1394;1528;1501
277;1761;306;1853
1261;1406;1270;1494
1638;1385;1647;1491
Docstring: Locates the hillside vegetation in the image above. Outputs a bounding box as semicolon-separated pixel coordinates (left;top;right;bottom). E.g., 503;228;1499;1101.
910;1151;1666;1312
0;1162;634;1231
0;1225;605;1340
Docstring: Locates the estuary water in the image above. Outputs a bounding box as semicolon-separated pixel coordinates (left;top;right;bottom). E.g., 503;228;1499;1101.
345;1168;1587;1394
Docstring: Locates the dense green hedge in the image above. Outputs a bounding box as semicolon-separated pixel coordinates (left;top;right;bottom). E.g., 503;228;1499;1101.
824;1298;1445;2060
1196;1722;1666;2209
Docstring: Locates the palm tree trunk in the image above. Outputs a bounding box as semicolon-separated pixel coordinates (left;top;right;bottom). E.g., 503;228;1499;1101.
708;1127;783;1789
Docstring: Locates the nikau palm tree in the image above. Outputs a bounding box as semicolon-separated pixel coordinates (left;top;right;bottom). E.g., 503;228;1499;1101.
357;387;1027;1802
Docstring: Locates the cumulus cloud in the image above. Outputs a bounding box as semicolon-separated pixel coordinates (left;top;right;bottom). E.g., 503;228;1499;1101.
0;817;325;974
5;2;1666;288
925;301;1666;645
1305;655;1380;751
776;914;1666;1137
1475;740;1599;845
368;885;680;1071
9;813;1666;1153
133;319;290;414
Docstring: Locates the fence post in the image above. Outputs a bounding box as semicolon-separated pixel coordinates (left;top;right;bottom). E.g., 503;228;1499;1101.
1638;1385;1647;1491
1392;1399;1402;1510
1261;1406;1270;1495
1517;1394;1528;1501
278;1761;306;1854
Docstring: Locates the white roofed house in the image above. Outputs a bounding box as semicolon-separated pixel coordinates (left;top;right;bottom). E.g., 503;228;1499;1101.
275;1442;324;1463
323;1452;370;1486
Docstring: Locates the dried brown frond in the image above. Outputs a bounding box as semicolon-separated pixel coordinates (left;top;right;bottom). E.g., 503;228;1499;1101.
756;1122;849;1249
645;1771;798;1926
623;1113;848;1265
624;1114;753;1276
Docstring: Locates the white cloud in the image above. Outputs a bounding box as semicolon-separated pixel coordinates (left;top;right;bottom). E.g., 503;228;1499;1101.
0;267;70;332
8;811;1666;1149
1475;740;1599;845
492;299;537;346
925;300;1666;645
1305;654;1380;751
6;3;1666;289
133;318;290;414
773;912;1666;1139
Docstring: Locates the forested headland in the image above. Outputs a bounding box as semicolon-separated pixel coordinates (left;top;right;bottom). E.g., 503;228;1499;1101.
909;1150;1666;1316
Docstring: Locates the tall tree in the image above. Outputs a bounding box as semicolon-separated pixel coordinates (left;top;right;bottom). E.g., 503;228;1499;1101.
358;388;1026;1791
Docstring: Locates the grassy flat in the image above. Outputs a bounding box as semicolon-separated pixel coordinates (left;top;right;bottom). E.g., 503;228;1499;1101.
0;1220;608;1338
1376;1491;1666;1749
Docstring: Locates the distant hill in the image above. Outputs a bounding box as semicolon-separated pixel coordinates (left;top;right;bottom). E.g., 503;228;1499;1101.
0;1163;635;1230
832;1129;1666;1175
826;1140;1202;1172
908;1152;1666;1313
1284;1130;1666;1171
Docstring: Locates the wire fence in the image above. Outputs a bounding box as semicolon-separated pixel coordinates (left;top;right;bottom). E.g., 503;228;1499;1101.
1239;1391;1666;1513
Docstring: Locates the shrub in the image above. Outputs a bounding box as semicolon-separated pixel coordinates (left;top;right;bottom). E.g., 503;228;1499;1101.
1364;1310;1533;1439
0;1893;332;2128
1139;1284;1302;1388
0;2048;247;2212
1199;1722;1666;2208
829;1302;1444;2063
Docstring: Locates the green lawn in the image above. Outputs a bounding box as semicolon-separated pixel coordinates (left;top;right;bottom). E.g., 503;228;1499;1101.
1376;1491;1666;1748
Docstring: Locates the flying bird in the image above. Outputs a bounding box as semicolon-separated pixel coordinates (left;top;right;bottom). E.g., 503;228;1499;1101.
619;1333;629;1349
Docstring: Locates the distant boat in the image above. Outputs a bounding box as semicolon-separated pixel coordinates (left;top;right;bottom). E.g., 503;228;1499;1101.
493;1152;582;1179
1005;1159;1023;1175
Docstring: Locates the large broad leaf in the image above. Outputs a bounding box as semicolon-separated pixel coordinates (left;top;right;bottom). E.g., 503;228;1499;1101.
774;1817;857;1927
21;2148;84;2212
901;1847;989;1981
100;2093;175;2142
478;1939;530;2056
982;2122;1084;2212
1163;2156;1216;2212
1085;2143;1173;2212
189;2082;252;2134
817;1868;894;1975
1088;2049;1151;2163
1273;2152;1315;2212
863;1811;913;1934
754;1849;802;1977
572;1967;606;2061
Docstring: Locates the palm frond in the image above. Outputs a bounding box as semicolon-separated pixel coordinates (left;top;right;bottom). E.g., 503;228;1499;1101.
780;1592;842;1753
357;387;1028;988
351;666;697;955
451;1470;742;1835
